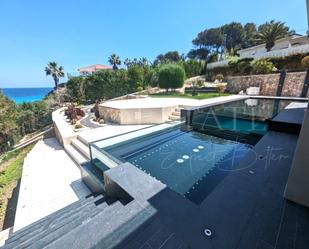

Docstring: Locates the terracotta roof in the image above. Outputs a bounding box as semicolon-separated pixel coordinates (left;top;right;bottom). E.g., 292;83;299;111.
78;64;113;73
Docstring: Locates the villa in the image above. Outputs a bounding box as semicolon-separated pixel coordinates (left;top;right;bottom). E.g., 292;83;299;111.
2;3;309;249
78;64;113;75
207;34;309;69
1;82;309;248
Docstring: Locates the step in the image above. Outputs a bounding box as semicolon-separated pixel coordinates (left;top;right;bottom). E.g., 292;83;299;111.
172;111;180;116
64;144;88;166
175;107;182;112
169;115;181;121
0;227;12;247
6;195;101;246
77;135;89;146
71;138;90;159
36;201;125;249
5;196;110;249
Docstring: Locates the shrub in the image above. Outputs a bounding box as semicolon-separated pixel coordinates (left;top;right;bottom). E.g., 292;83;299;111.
215;74;224;82
216;84;226;93
181;60;205;78
85;69;130;101
158;64;185;91
191;79;204;96
301;56;309;68
229;57;253;75
251;59;274;74
74;124;83;129
66;77;85;103
127;65;144;91
136;86;143;92
270;53;308;71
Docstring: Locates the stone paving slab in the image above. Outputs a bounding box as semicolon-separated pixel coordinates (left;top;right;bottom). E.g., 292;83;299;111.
14;138;91;231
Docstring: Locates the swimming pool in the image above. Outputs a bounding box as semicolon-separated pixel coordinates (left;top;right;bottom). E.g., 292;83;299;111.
190;98;293;139
103;125;251;199
90;98;299;204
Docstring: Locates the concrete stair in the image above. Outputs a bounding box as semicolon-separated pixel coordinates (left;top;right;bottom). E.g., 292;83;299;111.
2;194;125;249
71;138;90;159
64;136;90;166
168;106;181;121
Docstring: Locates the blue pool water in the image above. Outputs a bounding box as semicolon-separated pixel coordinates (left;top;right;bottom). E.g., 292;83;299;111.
191;98;293;136
104;127;252;198
2;87;53;104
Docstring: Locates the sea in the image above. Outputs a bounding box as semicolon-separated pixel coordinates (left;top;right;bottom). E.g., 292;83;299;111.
1;87;53;104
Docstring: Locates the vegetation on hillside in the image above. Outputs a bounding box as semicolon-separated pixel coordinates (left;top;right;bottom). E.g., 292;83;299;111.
0;144;34;229
0;91;56;153
256;20;292;51
150;92;230;100
189;20;293;62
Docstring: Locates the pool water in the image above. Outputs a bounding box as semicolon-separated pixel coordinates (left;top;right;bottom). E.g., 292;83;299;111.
191;98;292;136
104;127;252;199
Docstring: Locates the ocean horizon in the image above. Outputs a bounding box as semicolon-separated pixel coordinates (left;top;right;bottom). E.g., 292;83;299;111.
1;87;53;104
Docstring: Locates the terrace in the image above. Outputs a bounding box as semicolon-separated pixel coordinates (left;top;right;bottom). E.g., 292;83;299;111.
2;93;309;249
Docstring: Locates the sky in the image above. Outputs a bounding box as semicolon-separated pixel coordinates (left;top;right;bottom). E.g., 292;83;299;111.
0;0;307;88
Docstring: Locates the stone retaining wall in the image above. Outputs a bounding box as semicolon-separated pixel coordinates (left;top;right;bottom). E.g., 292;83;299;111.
226;71;307;97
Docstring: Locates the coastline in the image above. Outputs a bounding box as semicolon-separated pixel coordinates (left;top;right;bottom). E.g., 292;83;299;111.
1;87;53;104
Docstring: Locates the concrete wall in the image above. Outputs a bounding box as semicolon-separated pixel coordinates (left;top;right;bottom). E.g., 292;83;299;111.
284;103;309;208
99;105;176;125
226;71;307;97
52;108;76;146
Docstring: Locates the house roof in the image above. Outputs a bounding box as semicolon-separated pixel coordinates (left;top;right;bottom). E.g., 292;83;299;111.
78;64;113;73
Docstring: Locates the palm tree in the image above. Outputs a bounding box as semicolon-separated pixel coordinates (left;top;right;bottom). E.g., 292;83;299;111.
108;54;121;70
256;20;291;52
45;62;65;89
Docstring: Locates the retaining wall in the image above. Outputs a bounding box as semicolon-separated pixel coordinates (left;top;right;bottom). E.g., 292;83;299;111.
226;71;307;97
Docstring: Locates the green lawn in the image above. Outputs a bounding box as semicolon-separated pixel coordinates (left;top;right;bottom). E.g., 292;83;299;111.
149;92;231;100
0;145;34;229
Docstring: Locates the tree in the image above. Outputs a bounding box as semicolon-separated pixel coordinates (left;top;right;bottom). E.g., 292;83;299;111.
193;28;223;53
221;22;244;54
187;48;210;60
158;64;185;91
108;54;121;70
45;62;65;89
242;23;257;48
124;57;150;68
66;76;86;103
154;51;183;65
0;91;19;152
256;20;292;51
180;60;205;78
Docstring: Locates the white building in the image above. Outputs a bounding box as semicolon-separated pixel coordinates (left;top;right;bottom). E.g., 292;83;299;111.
207;35;309;69
238;35;309;58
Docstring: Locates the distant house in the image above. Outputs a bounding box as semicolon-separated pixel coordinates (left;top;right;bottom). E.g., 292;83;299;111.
238;35;309;58
207;35;309;69
78;64;113;75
